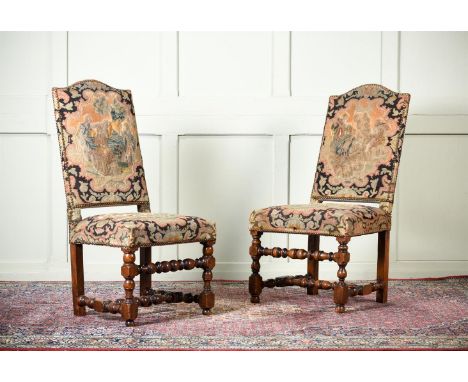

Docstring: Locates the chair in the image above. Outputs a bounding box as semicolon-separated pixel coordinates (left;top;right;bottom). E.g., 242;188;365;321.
52;80;216;326
248;84;410;313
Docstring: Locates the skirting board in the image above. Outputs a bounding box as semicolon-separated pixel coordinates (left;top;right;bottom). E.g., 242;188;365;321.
0;261;466;281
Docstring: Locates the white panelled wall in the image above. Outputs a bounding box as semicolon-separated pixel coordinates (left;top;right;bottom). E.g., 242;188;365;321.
0;32;467;281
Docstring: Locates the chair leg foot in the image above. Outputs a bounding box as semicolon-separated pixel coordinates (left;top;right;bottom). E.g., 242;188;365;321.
199;241;216;315
250;295;260;304
307;235;320;295
376;230;390;303
139;247;152;297
121;247;139;326
376;293;388;304
333;236;350;314
70;243;86;316
249;274;262;303
335;304;346;313
249;231;263;304
74;310;86;316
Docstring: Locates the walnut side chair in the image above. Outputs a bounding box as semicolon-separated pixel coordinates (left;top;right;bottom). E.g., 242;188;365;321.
248;84;410;313
52;80;216;326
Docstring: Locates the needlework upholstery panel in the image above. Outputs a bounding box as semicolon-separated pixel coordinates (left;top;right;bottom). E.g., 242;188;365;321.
70;213;216;248
249;202;390;237
52;80;150;212
312;84;410;212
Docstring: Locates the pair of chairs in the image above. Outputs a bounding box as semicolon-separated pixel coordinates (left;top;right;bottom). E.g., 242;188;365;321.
52;80;410;326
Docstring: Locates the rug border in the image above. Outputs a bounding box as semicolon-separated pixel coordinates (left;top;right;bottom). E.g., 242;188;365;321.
1;347;467;351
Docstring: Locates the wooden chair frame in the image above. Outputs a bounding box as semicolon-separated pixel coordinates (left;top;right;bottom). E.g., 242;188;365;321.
70;241;215;326
249;231;389;313
248;84;410;313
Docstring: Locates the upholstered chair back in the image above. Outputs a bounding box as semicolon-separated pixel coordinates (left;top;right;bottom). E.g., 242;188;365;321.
52;80;150;227
311;84;410;213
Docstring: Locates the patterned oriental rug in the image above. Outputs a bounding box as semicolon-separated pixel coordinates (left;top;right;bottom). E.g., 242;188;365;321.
0;278;467;350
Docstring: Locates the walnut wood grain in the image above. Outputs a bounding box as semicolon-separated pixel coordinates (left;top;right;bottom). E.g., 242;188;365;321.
307;235;320;295
262;276;335;290
121;247;139;327
377;230;390;303
140;289;200;306
139;247;152;296
248;231;263;303
140;258;204;274
259;246;334;261
348;282;383;297
70;243;85;316
69;242;217;326
248;230;394;314
199;241;215;315
79;295;122;314
80;290;202;312
333;236;350;313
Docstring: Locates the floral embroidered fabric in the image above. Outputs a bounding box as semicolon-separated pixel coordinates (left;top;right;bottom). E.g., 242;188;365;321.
52;80;150;210
70;213;216;248
249;203;391;237
312;84;410;212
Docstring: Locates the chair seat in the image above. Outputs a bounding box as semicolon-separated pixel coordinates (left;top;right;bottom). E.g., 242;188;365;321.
70;212;216;248
249;203;391;237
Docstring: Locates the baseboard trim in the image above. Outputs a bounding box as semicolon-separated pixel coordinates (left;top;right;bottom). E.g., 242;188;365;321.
0;260;466;281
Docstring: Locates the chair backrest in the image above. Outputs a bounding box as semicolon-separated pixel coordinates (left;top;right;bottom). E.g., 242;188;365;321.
311;84;410;213
52;80;150;226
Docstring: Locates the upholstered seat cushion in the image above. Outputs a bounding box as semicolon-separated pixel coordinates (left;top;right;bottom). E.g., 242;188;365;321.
249;203;390;237
70;213;216;247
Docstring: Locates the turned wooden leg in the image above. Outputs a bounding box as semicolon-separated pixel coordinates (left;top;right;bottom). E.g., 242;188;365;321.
139;247;152;296
249;231;263;303
121;247;139;327
334;236;350;313
376;230;390;303
307;235;320;295
70;243;85;316
199;240;216;315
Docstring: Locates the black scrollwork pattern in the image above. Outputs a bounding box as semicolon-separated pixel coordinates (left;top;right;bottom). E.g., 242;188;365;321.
52;80;149;211
312;84;410;211
70;213;216;247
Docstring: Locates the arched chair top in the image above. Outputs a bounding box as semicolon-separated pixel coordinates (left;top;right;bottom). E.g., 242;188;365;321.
52;79;150;223
328;83;410;98
54;79;132;93
312;83;411;213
